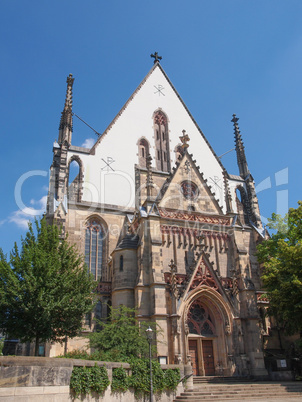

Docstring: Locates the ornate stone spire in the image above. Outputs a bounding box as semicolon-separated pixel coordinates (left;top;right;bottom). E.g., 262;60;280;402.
232;114;249;178
146;153;154;197
223;169;233;214
58;74;74;145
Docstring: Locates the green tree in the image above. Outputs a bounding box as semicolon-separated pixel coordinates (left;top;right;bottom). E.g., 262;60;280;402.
89;305;157;362
0;218;96;355
257;201;302;335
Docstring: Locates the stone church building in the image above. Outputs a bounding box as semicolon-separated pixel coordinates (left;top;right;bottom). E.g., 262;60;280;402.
46;56;270;378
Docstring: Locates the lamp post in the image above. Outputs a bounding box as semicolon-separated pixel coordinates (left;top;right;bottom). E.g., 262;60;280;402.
146;326;153;402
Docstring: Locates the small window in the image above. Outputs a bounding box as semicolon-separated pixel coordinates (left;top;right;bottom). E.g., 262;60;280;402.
138;138;150;168
164;152;166;162
156;130;159;140
162;131;165;141
158;150;161;160
188;205;195;211
119;255;124;272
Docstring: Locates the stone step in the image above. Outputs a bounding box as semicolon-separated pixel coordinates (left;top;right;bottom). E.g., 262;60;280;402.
174;395;302;401
177;391;302;397
179;388;302;394
174;381;302;402
175;398;302;402
193;385;302;391
193;383;302;388
193;376;254;383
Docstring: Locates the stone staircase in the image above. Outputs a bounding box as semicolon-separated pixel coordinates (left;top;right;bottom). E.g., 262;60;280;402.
174;377;302;401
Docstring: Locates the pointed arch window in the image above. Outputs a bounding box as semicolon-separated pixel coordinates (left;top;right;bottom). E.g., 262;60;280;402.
85;219;105;280
187;300;215;336
154;110;170;172
138;138;150;168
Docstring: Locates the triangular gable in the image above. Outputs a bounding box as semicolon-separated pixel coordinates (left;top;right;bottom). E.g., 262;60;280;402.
181;252;227;301
90;63;225;172
72;62;227;210
157;151;223;215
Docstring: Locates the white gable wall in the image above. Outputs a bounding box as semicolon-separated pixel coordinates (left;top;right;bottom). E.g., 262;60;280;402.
67;66;226;211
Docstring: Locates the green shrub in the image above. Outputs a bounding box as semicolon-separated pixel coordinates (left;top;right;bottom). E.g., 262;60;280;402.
127;358;179;396
164;368;181;390
58;349;90;360
57;349;104;361
70;364;109;397
90;365;110;394
69;358;180;397
0;339;4;356
128;358;150;395
111;367;129;392
151;361;165;393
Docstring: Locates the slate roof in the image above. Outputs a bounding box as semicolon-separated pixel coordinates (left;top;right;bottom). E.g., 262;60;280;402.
117;233;140;250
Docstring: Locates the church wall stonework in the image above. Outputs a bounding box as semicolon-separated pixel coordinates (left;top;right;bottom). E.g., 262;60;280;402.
45;61;272;378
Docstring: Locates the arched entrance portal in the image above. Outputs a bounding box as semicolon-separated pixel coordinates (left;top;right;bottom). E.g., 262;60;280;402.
184;289;232;377
187;300;216;375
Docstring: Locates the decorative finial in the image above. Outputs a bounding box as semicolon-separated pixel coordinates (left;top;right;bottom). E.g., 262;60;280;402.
179;129;190;150
151;52;162;64
231;113;239;125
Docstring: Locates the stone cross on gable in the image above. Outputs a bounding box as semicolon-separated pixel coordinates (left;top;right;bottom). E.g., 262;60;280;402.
179;129;190;150
151;52;162;64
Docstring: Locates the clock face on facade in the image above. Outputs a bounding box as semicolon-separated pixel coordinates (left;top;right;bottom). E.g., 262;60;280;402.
180;181;199;200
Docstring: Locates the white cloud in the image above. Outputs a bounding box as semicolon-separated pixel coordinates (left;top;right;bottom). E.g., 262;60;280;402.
81;138;94;149
8;210;32;229
8;195;48;229
0;219;7;226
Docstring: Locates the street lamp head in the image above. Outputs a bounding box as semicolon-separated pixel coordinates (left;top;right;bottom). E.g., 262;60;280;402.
146;326;153;342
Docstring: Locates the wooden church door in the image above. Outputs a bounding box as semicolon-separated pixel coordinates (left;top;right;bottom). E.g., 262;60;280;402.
202;340;215;376
188;340;199;375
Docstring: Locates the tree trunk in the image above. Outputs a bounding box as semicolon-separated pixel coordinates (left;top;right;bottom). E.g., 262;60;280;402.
35;335;40;356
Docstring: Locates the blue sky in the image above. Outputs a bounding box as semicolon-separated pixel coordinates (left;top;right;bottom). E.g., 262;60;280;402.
0;0;301;255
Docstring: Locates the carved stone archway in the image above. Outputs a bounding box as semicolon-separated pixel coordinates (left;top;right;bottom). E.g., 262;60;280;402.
181;287;233;376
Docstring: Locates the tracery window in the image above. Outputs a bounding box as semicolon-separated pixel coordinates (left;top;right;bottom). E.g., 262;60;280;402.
154;110;170;172
187;300;215;336
85;219;105;280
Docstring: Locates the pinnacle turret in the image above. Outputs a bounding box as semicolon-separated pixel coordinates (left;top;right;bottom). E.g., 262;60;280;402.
146;153;154;198
58;74;74;145
232;114;249;179
223;169;233;214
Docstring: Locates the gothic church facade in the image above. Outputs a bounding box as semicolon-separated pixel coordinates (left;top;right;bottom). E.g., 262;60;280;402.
46;59;268;378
